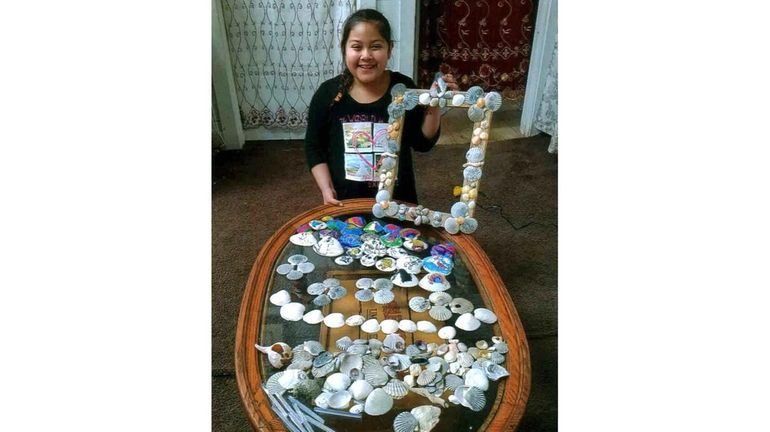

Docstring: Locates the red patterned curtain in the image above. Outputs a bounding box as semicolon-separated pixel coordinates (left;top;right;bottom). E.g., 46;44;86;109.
418;0;535;101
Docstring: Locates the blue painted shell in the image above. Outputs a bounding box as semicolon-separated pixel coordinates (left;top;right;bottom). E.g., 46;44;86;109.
386;139;399;153
484;92;502;112
373;203;386;218
375;189;391;202
385;204;400;217
380;156;396;171
468;105;485;122
388;103;405;119
451;201;469;218
466;147;484;163
460;217;478;234
403;91;419;110
464;166;483;182
390;83;407;97
444;218;460;234
465;86;484;102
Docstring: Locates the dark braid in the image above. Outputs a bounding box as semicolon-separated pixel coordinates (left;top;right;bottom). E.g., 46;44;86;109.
331;9;393;107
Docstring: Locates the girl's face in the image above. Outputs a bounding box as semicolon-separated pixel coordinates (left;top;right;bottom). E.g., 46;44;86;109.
344;22;391;86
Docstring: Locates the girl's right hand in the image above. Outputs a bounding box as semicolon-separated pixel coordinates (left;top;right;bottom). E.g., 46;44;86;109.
322;188;343;206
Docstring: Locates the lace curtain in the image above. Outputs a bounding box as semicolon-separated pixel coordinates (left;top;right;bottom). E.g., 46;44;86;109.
220;0;355;130
535;40;558;153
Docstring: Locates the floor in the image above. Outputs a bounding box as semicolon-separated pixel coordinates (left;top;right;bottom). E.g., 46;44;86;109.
438;100;524;145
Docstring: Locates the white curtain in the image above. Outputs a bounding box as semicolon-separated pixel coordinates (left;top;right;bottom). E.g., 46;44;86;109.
221;0;355;130
535;39;558;153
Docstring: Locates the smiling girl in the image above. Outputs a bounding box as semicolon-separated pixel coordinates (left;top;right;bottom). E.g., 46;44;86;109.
304;9;457;206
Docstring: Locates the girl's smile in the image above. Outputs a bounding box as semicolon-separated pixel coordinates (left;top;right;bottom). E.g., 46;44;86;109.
344;22;391;86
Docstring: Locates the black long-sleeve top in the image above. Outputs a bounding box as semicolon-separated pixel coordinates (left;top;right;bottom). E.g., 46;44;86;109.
304;71;439;204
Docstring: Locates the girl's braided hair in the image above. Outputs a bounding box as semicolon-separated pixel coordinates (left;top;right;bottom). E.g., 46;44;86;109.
332;9;393;106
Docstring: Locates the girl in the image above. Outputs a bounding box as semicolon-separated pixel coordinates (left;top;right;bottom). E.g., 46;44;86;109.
304;8;457;206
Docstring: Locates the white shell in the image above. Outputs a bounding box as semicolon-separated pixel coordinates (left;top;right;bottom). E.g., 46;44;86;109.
314;391;330;408
269;290;291;306
312;236;344;257
411;405;442;432
322;312;345;328
409;364;422;376
473;308;498;324
349;379;374;400
419;273;451;292
289;231;316;246
364;388;394;416
429;305;452;321
361;319;381;334
380;319;400;334
416;321;437;333
398;319;417;333
455;313;482;331
418;92;431;105
279;303;305;321
327;390;352;409
383;379;410;399
437;326;456;340
345;314;365;326
464;368;489;391
277;369;306;390
451;93;465;106
403;374;415;387
393;412;419;432
429;292;452;306
302;309;324;324
324;372;352;392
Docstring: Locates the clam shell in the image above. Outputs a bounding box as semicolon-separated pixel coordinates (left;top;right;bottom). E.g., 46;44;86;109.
322;312;345;328
484;91;502;112
429;292;452;306
307;282;326;295
416;321;437;333
444;218;460;234
393;411;419;432
361;319;381;334
350;403;364;414
314;391;330;408
485;363;510;381
313;294;331;306
349;379;374;400
373;289;395;304
409;364;422;376
345;314;365;326
289;231;316;246
327;285;347;300
429;305;452;322
476;340;489;349
269;290;291;306
339;353;363;377
398;319;417;333
473;307;498;324
448;298;474;314
312;236;344;257
383;379;410;399
373;278;394;290
336;336;353;351
451;93;466;106
455;313;482;331
464;368;489;391
383;333;405;353
364;388;394;416
302;309;324;324
403;91;419;110
411;405;442;432
380;319;400;334
460;218;478;234
459;385;486;411
437;326;456;340
418;92;431;105
327;390;352;409
324;372;352;392
277;369;306;390
303;340;323;356
404;374;416;387
279;303;305;321
355;289;374;302
409;296;431;312
419;273;450;292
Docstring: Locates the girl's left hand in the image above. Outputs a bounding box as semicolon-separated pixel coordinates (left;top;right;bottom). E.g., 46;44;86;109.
442;73;460;91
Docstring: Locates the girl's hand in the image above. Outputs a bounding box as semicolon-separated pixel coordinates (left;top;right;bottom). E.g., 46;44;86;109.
443;73;459;91
322;188;342;206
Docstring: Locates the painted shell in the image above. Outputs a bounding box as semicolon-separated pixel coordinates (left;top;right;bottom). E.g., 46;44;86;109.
388;103;405;119
398;319;417;333
322;312;345;328
327;390;352;409
455;313;482;331
429;305;452;321
463;166;483;183
403;91;419;110
437;326;457;340
361;319;381;334
409;296;432;313
312;236;344;257
451;93;466;106
345;314;365;326
411;405;442;432
289;231;316;246
302;309;324;324
279;303;305;321
393;411;419;432
349;379;374;400
364;388;394;416
419;272;451;292
391;83;407;97
449;298;474;314
416;320;437;333
422;255;454;276
373;289;395;304
307;282;326;295
383;379;410;399
418;92;432;105
355;289;374;302
327;285;347;300
474;308;498;324
465;86;484;101
484;91;503;112
467;104;486;122
380;319;400;334
391;269;419;287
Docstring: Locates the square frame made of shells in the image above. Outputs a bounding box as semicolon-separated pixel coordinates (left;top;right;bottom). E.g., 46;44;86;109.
372;76;503;235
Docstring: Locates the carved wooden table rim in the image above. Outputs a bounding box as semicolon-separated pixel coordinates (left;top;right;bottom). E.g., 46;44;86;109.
235;199;531;431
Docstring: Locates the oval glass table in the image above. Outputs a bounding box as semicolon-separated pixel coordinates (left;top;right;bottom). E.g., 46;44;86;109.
235;199;531;431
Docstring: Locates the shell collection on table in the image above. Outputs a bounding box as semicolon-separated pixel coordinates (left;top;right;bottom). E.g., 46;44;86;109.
258;215;511;432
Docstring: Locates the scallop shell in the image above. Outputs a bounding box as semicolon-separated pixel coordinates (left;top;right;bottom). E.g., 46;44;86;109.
484;91;502;112
460;218;478;234
372;203;386;218
388;103;405;119
437;326;456;340
383;379;410;399
451;93;465;106
464;368;489;391
429;291;452;306
448;298;474;314
380;319;400;334
387;353;412;371
373;289;395;304
465;86;484;101
375;189;391;203
361;319;381;334
355;289;374;302
313;294;331;307
444;374;464;391
289;231;317;246
364;388;394;416
466;146;484;163
322;312;345;328
264;371;286;394
411;405;442;431
473;308;498;324
383;333;405;353
467;105;486;122
279;302;305;321
444;218;459;234
459;385;486;411
463;166;483;182
373;278;394;290
345;314;365;326
403;91;419;110
455;313;481;331
269;290;291;306
457;352;475;368
349;379;374;400
302;309;324;324
312;360;336;378
324;372;352;392
327;390;352;409
416;369;436;386
409;296;431;312
429;305;452;321
398;319;417;333
336;336;353;352
393;411;419;432
303;340;323;356
416;321;437;333
418;92;431;105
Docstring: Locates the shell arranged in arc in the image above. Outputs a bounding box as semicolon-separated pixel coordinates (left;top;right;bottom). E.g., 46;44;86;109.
360;319;381;334
322;312;345;328
485;363;510;381
297;262;315;273
313;294;331;307
345;314;365;327
398;319;417;333
451;93;466;106
380;319;400;334
355;289;374;302
460;217;479;234
465;86;484;101
307;282;326;295
327;285;347;300
418;92;432;105
373;289;395;304
279;302;305;321
302;309;324;324
416;320;438;333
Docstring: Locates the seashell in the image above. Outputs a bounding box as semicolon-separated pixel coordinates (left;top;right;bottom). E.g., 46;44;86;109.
279;303;305;321
307;282;326;295
403;374;416;387
416;320;437;333
312;236;344;257
289;231;317;246
327;390;352;409
473;308;497;324
322;312;345;328
429;305;452;321
355;289;374;302
336;336;353;352
457;352;475;368
467;347;481;359
455;313;482;331
418;92;431;105
356;278;374;289
419;273;451;292
493;341;509;354
373;278;394;290
287;359;313;371
485;363;510;381
387;353;412;371
348;379;374;400
416;369;436;386
429;292;452;306
428;357;448;375
391;269;419;287
403;91;419;110
393;411;419;432
383;379;410;399
396;255;423;274
405;345;422;357
380;319;400;334
303;340;323;356
463;166;483;183
466;146;484;163
398;319;417;333
409;296;431;313
269;290;291;306
459;385;486;412
383;333;405;353
450;202;469;218
345;314;365;326
373;289;395;304
444;218;459;234
448;362;461;375
359;318;380;334
484;91;502;112
475;340;488;350
464;368;489;391
350;403;364;414
335;255;354;265
411;405;442;431
312;350;334;367
372;203;386;218
467;104;486;122
314;391;330;408
391;83;407;97
345;343;367;356
339;353;363;377
437;326;456;340
277;369;306;390
327;285;347;300
364;388;394;416
313;294;331;307
448;298;474;314
422;255;454;276
451;93;465;106
368;339;383;357
444;374;463;391
465;86;483;101
460;218;478;234
388;103;405;119
312;360;336;378
323;278;340;287
409;363;422;377
324;372;351;392
488;352;505;365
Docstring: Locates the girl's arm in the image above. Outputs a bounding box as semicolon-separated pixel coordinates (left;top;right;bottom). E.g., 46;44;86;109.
421;73;459;140
310;163;342;206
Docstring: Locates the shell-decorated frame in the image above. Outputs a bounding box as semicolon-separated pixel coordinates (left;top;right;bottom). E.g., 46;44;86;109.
372;75;502;235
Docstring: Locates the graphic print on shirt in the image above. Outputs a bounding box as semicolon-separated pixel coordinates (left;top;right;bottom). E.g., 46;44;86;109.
342;121;389;182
